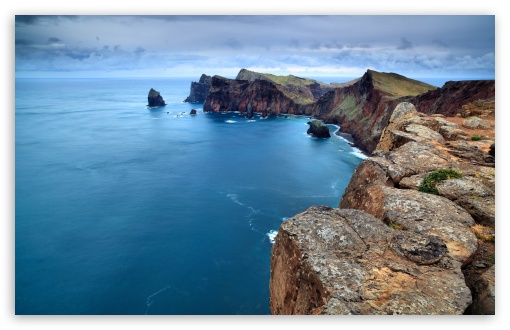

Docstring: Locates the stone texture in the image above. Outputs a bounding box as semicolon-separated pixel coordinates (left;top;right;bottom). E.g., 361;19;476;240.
467;266;495;315
269;206;472;315
462;117;491;130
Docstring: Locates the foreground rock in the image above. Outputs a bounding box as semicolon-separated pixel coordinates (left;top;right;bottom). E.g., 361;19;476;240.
270;101;495;315
269;206;472;315
147;88;166;107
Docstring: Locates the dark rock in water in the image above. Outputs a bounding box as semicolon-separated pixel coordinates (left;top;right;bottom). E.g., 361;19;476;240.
190;109;198;115
307;120;331;138
148;88;166;107
184;74;212;103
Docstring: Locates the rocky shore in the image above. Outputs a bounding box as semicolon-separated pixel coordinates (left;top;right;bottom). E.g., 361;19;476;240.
270;102;495;315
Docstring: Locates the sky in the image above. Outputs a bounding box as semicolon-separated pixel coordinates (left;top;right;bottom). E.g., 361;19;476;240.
14;15;495;80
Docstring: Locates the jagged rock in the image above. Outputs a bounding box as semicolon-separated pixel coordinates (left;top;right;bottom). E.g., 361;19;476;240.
190;109;198;115
341;184;477;265
269;206;472;315
184;74;212;103
462;117;491;130
467;266;495;315
307;120;331;138
444;141;495;167
147;88;166;107
404;124;445;143
439;126;470;141
435;177;495;226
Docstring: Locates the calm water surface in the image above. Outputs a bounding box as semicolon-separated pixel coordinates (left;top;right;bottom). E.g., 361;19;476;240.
15;78;364;314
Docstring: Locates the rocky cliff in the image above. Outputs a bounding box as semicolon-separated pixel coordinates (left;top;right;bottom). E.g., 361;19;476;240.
402;80;495;116
204;75;309;116
312;70;437;154
198;69;494;156
270;102;495;315
184;74;212;103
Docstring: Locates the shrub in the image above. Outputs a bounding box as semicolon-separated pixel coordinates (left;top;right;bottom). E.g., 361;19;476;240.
471;135;482;141
418;169;463;195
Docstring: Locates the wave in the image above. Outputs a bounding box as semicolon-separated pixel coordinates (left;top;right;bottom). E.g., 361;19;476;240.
226;193;244;206
266;230;278;244
225;120;237;123
350;147;368;159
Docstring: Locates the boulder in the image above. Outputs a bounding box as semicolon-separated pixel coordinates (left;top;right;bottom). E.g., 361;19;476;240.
190;109;198;115
269;206;472;315
462;117;491;130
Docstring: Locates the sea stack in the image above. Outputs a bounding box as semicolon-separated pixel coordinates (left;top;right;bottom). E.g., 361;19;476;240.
148;88;166;107
307;120;331;138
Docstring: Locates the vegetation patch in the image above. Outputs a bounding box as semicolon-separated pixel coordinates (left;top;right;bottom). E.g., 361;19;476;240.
418;168;463;195
471;135;482;141
369;70;437;98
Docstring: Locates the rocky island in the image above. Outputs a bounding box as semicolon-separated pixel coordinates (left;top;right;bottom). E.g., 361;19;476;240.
147;88;166;107
183;69;495;314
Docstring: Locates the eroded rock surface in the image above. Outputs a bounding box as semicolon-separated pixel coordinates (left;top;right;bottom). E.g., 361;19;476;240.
269;206;472;315
271;101;495;315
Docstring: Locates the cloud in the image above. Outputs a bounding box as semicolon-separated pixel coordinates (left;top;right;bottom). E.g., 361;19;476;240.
397;37;413;50
14;15;495;79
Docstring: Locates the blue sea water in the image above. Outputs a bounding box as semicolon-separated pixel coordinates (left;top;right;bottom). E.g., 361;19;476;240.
15;77;364;315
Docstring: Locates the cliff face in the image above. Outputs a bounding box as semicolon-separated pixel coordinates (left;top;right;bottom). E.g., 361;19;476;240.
203;75;309;116
270;102;495;315
403;80;495;116
184;74;212;103
198;69;494;155
312;70;437;154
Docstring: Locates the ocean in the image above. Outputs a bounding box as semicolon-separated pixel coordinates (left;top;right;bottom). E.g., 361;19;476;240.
15;77;364;315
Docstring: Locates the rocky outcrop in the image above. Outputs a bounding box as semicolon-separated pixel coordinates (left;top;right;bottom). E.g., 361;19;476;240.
147;88;166;107
306;120;331;138
270;101;495;315
199;69;493;155
190;109;197;115
312;70;436;154
270;206;472;315
204;75;307;116
184;74;212;103
236;68;339;102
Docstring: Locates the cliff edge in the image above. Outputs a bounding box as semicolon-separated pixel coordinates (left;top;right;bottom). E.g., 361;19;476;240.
270;102;495;315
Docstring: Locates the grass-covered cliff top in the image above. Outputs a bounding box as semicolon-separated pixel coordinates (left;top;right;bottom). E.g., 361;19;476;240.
368;69;437;98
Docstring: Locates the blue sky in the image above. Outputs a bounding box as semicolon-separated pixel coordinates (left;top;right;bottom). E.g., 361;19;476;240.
15;15;495;80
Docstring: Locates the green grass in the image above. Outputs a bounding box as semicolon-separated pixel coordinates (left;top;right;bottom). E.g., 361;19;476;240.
418;169;463;195
471;135;482;141
369;70;437;98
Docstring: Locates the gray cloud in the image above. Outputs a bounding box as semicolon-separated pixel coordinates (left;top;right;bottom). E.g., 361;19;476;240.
397;37;413;50
14;15;495;79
